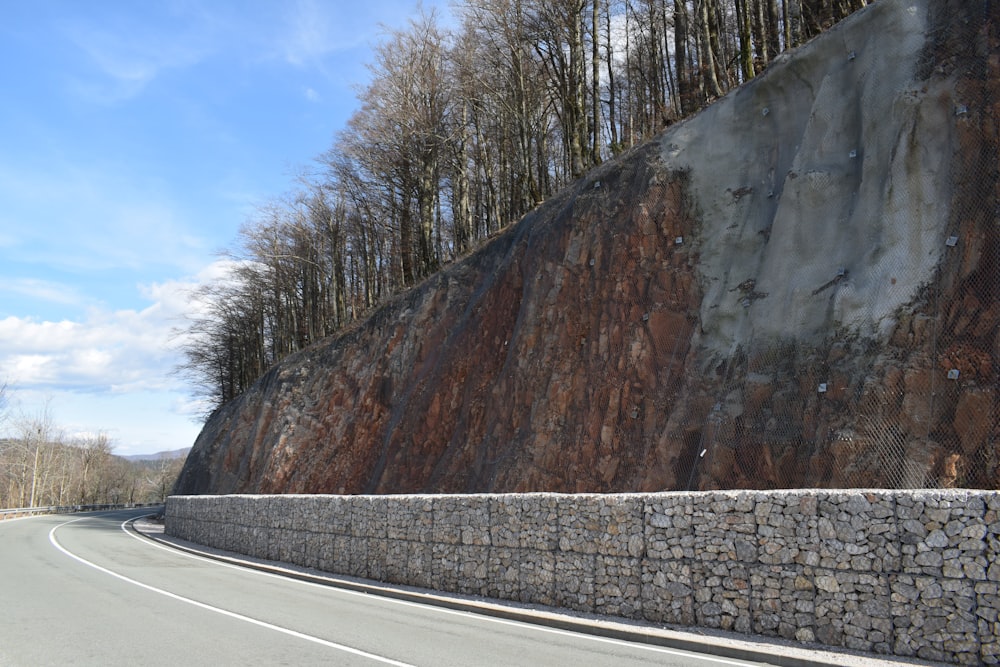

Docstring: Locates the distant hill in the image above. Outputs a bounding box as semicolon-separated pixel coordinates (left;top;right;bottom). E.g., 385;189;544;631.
123;448;191;463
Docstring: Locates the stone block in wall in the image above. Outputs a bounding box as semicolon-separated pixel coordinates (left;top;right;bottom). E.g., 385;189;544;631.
897;490;987;580
252;525;268;561
211;516;229;545
259;496;280;530
339;534;366;579
518;548;556;606
230;523;248;554
432;543;459;590
386;495;433;541
406;541;435;590
298;531;318;570
559;494;644;557
213;519;230;552
362;496;390;539
313;531;338;571
271;497;300;530
490;494;558;550
167;514;185;539
243;524;261;558
182;517;196;543
432;544;489;596
312;495;350;536
980;494;1000;665
454;546;489;597
385;539;408;584
487;546;520;601
554;551;595;612
300;496;326;533
817;491;898;573
433;496;490;546
277;528;305;564
755;491;818;567
369;538;388;581
287;495;313;532
262;527;281;562
219;497;239;535
645;494;696;560
238;525;260;553
750;563;815;641
641;559;695;625
237;496;270;534
164;497;186;521
595;555;642;619
891;574;979;665
248;525;267;559
201;519;217;548
692;559;752;634
648;492;756;566
329;534;350;575
813;569;891;654
987;494;1000;574
977;581;1000;666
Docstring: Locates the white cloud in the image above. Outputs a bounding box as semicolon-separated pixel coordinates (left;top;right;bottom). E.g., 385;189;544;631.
273;0;444;67
0;157;212;275
0;313;164;393
0;278;92;307
278;0;358;66
0;259;235;395
305;87;320;102
61;9;214;104
0;259;238;453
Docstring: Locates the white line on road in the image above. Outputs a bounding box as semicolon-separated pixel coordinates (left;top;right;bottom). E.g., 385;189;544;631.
48;515;416;667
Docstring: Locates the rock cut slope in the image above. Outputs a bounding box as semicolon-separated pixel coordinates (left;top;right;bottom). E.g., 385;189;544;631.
175;0;999;495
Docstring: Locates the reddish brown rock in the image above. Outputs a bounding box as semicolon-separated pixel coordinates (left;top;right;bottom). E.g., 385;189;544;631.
174;0;1000;496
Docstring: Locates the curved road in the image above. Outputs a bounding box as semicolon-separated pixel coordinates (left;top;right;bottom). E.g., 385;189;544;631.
0;509;776;666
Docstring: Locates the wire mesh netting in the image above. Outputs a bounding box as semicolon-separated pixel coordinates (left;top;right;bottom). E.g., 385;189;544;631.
673;72;998;491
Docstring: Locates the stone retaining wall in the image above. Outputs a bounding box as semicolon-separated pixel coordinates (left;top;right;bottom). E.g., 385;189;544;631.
166;489;1000;665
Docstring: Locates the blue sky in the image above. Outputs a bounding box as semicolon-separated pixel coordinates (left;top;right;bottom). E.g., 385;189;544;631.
0;0;448;455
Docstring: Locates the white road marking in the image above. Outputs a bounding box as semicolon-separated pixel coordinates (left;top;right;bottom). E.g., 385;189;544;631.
48;514;416;667
122;516;765;667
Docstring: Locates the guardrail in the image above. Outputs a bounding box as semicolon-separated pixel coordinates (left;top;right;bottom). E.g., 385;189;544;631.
0;503;162;521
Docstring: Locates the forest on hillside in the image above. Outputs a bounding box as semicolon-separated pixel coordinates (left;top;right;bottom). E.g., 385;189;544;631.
178;0;868;412
0;385;182;509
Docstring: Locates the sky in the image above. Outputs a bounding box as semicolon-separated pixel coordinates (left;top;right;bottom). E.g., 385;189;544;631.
0;0;449;456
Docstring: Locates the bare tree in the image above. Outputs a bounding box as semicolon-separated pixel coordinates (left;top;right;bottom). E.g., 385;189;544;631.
172;0;870;413
75;432;114;505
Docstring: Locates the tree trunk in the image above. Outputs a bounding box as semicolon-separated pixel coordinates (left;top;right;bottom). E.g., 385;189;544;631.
569;0;588;177
765;0;781;59
697;0;725;100
591;0;602;165
786;0;802;47
802;0;825;38
418;156;436;276
453;102;473;254
674;1;692;115
735;0;755;82
604;3;618;151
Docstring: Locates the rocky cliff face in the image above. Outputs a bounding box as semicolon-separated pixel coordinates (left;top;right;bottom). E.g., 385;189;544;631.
175;0;999;495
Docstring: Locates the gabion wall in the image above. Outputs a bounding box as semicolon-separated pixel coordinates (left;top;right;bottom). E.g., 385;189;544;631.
167;489;1000;665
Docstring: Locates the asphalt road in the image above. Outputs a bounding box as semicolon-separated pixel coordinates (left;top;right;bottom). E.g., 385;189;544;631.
0;508;787;667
